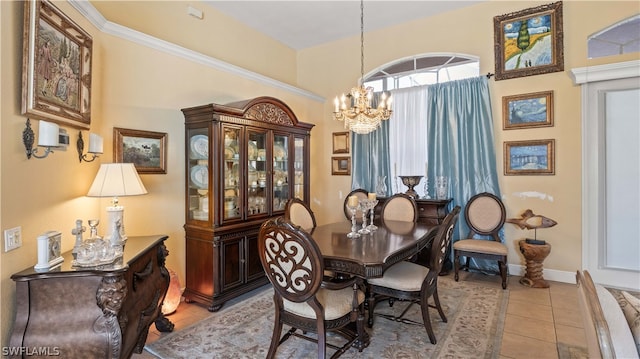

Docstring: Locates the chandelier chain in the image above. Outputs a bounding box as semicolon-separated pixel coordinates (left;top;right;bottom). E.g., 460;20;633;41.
360;0;364;86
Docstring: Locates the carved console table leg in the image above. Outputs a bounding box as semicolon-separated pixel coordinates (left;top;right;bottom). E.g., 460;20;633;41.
518;240;551;288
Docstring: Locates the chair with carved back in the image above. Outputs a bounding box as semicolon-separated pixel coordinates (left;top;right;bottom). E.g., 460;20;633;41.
258;217;367;358
343;188;369;222
367;206;461;344
284;197;316;231
453;192;508;289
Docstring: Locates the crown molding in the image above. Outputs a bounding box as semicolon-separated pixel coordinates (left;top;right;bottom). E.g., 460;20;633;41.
570;60;640;85
67;0;324;102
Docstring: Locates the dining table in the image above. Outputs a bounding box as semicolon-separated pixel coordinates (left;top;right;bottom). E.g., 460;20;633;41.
308;219;439;352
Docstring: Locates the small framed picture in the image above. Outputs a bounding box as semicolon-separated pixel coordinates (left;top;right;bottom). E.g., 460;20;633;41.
504;139;555;175
114;127;167;174
493;2;564;80
332;132;350;154
503;91;554;130
331;156;351;176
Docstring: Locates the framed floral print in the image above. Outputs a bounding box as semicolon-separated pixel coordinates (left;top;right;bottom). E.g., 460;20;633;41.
21;0;93;129
494;2;563;81
504;139;555;175
503;91;554;130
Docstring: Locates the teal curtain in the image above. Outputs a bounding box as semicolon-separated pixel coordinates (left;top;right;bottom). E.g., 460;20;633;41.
351;119;391;195
352;76;502;272
426;76;502;272
351;92;392;194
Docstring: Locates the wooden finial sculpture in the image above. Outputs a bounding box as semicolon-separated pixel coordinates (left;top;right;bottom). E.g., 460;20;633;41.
508;209;557;288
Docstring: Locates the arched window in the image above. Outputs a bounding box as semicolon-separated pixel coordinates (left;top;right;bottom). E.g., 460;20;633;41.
588;15;640;58
364;53;479;91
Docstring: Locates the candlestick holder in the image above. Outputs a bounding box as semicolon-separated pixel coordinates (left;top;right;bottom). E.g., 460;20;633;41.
367;199;379;231
347;204;361;238
357;200;371;235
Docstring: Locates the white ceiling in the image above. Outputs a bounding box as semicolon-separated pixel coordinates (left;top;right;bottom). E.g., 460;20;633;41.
203;1;484;50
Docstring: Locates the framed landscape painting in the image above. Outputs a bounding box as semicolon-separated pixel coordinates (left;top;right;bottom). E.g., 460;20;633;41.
114;128;167;174
331;156;351;176
503;91;554;129
21;0;93;129
493;2;563;80
504;139;555;175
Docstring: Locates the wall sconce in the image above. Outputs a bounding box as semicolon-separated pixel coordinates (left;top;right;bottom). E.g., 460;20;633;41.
77;131;104;162
23;119;60;159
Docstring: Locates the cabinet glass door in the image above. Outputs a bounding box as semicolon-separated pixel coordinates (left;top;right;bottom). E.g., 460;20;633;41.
187;127;210;222
272;134;289;212
223;126;241;220
293;137;305;201
247;130;267;216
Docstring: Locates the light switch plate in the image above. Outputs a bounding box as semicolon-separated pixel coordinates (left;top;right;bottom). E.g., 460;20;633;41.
4;226;22;252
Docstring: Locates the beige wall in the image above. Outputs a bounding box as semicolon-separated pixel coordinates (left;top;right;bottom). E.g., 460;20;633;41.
1;0;638;347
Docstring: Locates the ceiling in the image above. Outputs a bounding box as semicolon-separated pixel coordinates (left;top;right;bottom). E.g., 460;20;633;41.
202;1;484;50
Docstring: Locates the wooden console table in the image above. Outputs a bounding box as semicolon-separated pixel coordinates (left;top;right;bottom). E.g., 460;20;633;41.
9;235;174;358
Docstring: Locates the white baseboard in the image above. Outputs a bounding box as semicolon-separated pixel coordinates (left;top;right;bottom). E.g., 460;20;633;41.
508;264;577;285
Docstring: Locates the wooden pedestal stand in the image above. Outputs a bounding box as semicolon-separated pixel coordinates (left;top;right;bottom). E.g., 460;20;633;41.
518;239;551;288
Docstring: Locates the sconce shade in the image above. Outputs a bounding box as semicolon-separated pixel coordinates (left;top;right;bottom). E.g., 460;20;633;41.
88;133;104;154
87;163;147;198
38;120;59;147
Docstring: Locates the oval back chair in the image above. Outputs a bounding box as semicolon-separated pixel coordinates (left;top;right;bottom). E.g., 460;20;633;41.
453;192;508;289
367;206;461;344
380;193;418;224
284;198;316;231
343;188;369;222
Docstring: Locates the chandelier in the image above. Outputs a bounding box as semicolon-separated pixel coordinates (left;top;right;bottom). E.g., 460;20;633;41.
333;0;392;135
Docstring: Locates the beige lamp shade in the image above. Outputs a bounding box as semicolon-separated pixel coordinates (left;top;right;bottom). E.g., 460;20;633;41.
87;163;147;199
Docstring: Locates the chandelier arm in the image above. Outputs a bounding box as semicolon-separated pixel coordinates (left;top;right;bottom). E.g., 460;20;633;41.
360;0;364;86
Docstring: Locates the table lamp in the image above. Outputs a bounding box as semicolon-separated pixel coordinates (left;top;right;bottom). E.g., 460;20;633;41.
87;163;147;243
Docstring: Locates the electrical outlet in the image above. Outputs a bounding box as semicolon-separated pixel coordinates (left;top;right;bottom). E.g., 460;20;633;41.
4;226;22;252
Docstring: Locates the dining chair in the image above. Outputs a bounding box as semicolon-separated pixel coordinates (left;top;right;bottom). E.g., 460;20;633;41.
258;217;367;359
453;192;508;289
343;188;368;221
284;197;316;231
367;206;461;344
380;193;418;223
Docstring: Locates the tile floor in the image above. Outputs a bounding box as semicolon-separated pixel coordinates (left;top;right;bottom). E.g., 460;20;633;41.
133;273;587;359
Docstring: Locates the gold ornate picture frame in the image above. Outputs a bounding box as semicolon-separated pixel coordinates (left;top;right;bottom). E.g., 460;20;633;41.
503;91;554;130
331;156;351;176
332;131;350;154
21;0;93;129
493;2;563;81
114;128;167;174
504;139;555;175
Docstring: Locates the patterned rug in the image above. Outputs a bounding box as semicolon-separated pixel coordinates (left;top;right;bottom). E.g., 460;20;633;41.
145;275;507;358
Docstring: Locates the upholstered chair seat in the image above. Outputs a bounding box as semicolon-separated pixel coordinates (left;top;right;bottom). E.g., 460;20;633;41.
452;239;508;256
284;287;365;320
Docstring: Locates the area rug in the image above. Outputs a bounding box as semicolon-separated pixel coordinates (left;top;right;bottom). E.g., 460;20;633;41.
145;275;507;358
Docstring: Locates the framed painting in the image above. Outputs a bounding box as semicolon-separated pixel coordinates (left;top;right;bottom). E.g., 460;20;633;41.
504;139;555;175
331;156;351;176
21;0;93;129
114;128;167;174
503;91;554;130
493;2;563;81
332;131;350;154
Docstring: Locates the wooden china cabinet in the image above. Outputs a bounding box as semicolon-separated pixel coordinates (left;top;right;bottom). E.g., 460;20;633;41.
181;97;314;311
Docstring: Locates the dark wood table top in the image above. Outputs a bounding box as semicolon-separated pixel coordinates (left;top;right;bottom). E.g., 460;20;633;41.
310;221;438;278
